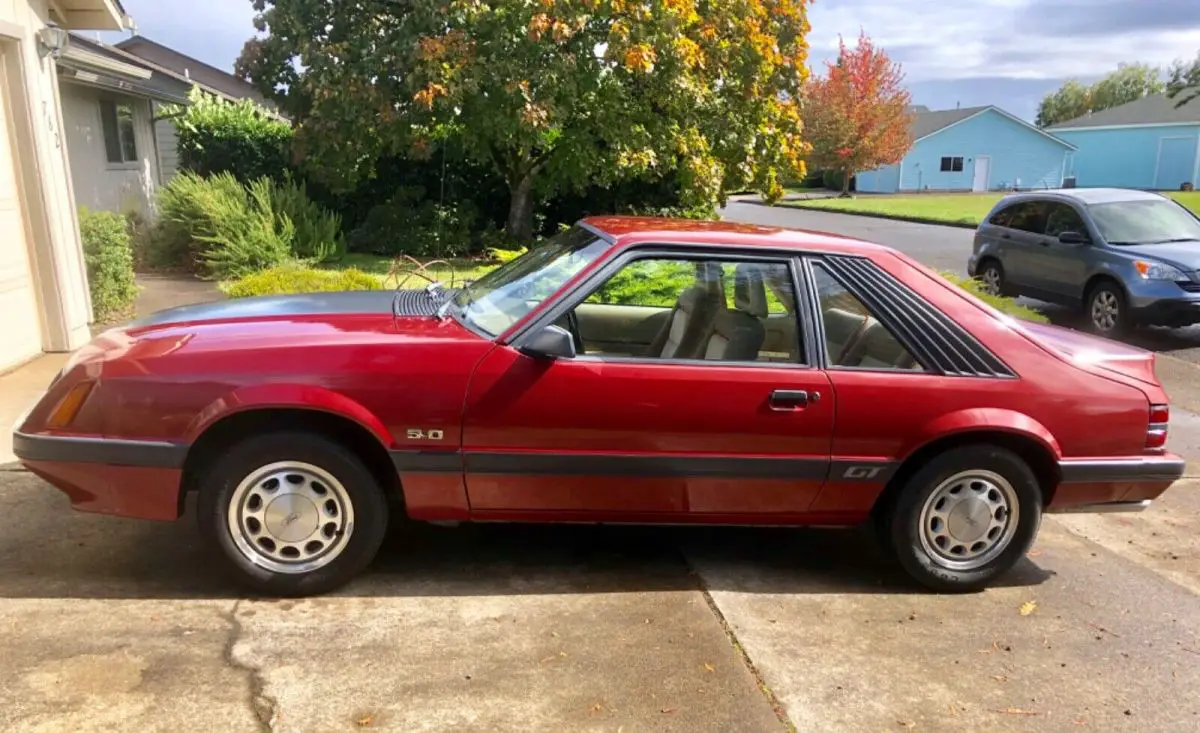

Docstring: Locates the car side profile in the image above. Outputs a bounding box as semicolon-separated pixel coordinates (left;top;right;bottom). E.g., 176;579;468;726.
968;188;1200;336
14;217;1185;596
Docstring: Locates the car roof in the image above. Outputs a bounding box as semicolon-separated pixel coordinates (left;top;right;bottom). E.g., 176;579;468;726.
580;215;891;255
1000;187;1168;206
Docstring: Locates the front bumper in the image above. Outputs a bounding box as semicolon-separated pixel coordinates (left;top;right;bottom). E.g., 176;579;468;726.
1126;281;1200;326
13;431;186;521
1048;455;1186;513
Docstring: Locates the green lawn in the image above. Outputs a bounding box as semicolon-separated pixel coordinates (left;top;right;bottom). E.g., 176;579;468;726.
783;190;1200;226
319;252;494;287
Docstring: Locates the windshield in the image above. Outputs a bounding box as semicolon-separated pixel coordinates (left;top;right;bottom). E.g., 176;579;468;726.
1090;199;1200;245
449;225;609;336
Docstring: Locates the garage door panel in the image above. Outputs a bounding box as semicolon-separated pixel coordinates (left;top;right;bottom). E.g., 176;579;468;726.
0;52;44;371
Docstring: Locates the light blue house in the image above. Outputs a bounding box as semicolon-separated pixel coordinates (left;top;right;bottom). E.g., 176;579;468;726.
856;106;1076;193
1048;94;1200;191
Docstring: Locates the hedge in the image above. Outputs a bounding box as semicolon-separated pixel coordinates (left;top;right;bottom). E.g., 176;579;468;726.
224;265;380;298
79;208;138;322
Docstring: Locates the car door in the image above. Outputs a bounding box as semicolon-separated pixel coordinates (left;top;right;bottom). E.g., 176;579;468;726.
459;249;835;518
1036;202;1092;301
992;201;1050;292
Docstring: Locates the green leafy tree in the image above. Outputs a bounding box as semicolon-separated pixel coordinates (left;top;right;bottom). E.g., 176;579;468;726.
237;0;812;242
1167;52;1200;108
1036;63;1164;128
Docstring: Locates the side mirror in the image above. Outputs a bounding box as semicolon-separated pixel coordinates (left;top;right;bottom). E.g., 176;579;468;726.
1058;231;1089;245
519;324;576;360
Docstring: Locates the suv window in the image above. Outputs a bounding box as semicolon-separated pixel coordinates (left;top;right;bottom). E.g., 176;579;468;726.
811;264;920;371
996;201;1048;234
1043;203;1087;238
567;257;800;364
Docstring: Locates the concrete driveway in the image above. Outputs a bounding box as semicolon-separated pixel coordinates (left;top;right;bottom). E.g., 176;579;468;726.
3;262;1200;731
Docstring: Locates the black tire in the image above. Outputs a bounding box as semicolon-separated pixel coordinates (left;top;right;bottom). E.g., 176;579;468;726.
975;259;1008;297
1085;280;1129;338
883;445;1042;592
197;431;389;596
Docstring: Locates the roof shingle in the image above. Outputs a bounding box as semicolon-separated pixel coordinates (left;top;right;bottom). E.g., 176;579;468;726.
1047;93;1200;130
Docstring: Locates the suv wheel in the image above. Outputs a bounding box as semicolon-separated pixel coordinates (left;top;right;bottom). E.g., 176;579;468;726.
198;431;389;596
1086;281;1128;337
976;260;1006;296
882;445;1042;592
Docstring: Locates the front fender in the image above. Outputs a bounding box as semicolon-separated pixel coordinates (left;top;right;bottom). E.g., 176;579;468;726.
899;407;1062;462
184;383;394;447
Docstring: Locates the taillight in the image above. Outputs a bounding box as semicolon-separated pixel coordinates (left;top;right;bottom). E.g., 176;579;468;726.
1147;403;1169;449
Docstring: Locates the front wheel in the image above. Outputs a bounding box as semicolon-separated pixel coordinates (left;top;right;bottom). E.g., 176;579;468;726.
1086;281;1129;337
883;445;1042;592
975;260;1006;297
197;431;389;596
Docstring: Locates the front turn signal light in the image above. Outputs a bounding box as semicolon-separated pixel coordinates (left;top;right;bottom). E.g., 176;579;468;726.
46;381;95;429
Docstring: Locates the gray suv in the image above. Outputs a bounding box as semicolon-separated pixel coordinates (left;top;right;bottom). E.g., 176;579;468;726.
968;188;1200;336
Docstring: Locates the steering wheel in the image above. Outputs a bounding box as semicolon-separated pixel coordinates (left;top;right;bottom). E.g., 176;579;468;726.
565;310;585;355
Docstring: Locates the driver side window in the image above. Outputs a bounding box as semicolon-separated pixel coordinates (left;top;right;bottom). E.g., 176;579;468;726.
562;256;801;364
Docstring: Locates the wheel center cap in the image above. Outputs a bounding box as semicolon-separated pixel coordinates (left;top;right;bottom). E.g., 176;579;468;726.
947;499;991;543
264;494;319;542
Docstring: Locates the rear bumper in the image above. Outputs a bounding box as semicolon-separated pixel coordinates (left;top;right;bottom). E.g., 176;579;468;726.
1048;456;1186;513
13;431;186;521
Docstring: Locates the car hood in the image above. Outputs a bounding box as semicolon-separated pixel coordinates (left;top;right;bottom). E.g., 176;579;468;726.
126;290;402;330
1114;240;1200;271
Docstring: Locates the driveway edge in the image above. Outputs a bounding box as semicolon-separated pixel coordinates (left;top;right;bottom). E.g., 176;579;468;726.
691;571;797;732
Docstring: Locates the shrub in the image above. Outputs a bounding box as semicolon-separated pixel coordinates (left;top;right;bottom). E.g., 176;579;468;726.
270;174;345;262
347;187;478;258
79;208;138;322
155;172;292;279
944;273;1049;323
821;169;856;192
171;90;292;184
224;264;380;298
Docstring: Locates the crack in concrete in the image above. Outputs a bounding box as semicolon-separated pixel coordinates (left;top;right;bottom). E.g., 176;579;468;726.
220;599;279;732
689;565;797;733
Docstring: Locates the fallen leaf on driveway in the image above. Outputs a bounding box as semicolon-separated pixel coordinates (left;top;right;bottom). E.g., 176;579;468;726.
703;663;715;673
993;707;1041;716
991;675;1008;682
661;707;677;715
590;702;604;714
355;714;374;727
1027;549;1043;557
897;720;916;729
1019;601;1038;616
1087;622;1119;637
1072;719;1087;726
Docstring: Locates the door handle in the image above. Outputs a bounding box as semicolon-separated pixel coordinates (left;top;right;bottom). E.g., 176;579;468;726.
769;389;811;410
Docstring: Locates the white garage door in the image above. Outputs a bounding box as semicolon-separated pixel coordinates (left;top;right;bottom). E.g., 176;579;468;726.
0;52;44;372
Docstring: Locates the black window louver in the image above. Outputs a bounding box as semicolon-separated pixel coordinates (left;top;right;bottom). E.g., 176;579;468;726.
820;256;1016;378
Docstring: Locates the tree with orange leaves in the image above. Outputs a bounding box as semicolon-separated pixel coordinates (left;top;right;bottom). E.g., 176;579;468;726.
805;32;913;197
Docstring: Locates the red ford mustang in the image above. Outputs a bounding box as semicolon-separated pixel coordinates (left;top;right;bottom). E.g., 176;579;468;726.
14;218;1184;595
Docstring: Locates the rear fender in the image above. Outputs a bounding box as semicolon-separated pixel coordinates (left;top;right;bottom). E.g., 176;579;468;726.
184;383;394;447
900;408;1062;461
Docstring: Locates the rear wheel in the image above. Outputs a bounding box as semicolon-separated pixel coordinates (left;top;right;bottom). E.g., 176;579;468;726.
975;259;1006;297
198;431;389;596
883;445;1041;592
1086;281;1129;337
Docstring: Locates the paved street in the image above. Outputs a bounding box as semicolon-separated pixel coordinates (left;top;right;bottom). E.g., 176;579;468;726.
2;237;1200;731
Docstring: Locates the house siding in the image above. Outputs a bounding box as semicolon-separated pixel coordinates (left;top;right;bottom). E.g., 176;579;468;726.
855;164;900;193
900;110;1069;192
1056;124;1200;190
152;103;180;182
60;82;160;216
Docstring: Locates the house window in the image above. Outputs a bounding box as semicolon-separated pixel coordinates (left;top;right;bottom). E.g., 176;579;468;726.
99;100;138;164
939;156;964;173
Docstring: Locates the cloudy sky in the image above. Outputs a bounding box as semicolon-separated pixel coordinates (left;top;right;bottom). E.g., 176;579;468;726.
106;0;1200;121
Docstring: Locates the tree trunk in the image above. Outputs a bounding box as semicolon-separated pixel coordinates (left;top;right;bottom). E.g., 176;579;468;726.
505;173;535;244
839;168;852;198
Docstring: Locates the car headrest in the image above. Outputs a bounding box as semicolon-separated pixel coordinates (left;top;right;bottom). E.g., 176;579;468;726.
734;264;768;318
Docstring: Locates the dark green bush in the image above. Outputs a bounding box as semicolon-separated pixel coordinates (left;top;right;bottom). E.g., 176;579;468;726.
347;186;478;258
821;169;856;192
270;174;344;262
172;91;292;184
79;208;138;322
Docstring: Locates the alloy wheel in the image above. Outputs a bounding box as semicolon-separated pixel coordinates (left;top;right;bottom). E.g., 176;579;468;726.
226;461;356;574
1090;290;1119;332
918;470;1019;571
980;266;1002;296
